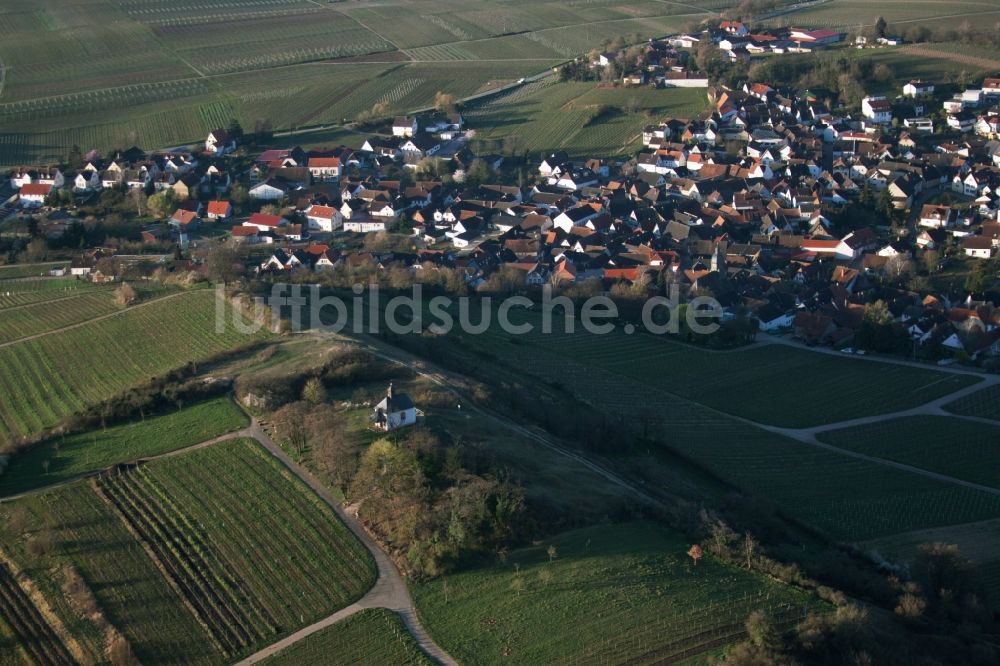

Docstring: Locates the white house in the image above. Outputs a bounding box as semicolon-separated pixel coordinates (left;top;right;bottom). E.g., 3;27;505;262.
245;212;287;231
343;219;387;233
305;205;342;232
371;383;416;431
903;80;934;98
206;200;232;219
963;236;994;259
392;116;418;138
307;157;340;181
861;96;892;125
205;129;235;156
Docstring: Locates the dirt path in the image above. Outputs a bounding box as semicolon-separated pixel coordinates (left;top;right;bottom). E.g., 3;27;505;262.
0;415;457;666
237;419;458;666
332;332;1000;502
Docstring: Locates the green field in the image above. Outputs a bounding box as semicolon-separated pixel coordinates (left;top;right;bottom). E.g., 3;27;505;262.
417;308;1000;541
1;481;216;664
0;263;67;279
0;284;169;345
458;310;978;428
0;0;724;163
412;521;824;665
0;280;105;310
465;81;708;158
0;438;376;663
261;609;433;666
0;288;267;444
818;416;1000;490
945;384;1000;422
0;396;247;496
764;0;1000;30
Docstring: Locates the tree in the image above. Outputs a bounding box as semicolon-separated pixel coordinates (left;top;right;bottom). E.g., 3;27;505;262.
67;144;83;169
547;545;557;562
227;118;244;141
922;249;940;274
745;610;779;650
302;377;327;404
965;262;989;294
114;282;137;307
128;188;148;217
230;184;249;210
147;189;177;219
687;543;703;566
875;16;888;38
434;91;456;113
885;255;915;283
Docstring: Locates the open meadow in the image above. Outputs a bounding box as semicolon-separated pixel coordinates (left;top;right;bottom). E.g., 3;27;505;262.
0;438;375;663
411;521;825;666
0;287;267;444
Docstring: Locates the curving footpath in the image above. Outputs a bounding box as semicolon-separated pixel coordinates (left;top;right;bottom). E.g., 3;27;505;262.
235;420;458;666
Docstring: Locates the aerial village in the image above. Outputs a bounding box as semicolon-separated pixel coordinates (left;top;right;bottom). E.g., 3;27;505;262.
8;22;1000;364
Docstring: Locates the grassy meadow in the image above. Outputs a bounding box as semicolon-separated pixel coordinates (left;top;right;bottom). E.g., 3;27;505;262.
0;396;247;496
411;521;825;665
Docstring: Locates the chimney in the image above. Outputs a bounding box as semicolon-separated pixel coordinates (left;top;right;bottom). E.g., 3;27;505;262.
387;382;394;399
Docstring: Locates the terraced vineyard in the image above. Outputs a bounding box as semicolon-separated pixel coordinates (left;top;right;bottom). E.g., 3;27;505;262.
819;416;1000;490
0;563;74;666
261;609;433;666
0;0;719;163
423;308;1000;541
97;439;375;658
0;285;167;344
0;280;100;309
0;482;216;664
0;289;267;443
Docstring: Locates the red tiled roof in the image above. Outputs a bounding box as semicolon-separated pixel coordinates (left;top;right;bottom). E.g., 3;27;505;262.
207;200;231;215
248;212;282;228
308;157;340;168
20;183;52;196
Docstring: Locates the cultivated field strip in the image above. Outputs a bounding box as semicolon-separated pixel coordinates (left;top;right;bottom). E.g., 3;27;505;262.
96;440;375;658
99;466;277;656
0;291;121;343
0;563;73;666
0;289;265;442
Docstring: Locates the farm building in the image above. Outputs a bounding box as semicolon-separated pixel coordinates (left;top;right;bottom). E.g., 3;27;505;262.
371;383;416;432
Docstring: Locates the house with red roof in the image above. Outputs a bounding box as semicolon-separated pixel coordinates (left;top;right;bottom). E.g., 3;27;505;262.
305;204;342;232
206;200;232;219
19;183;51;207
246;212;287;231
307;157;341;181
